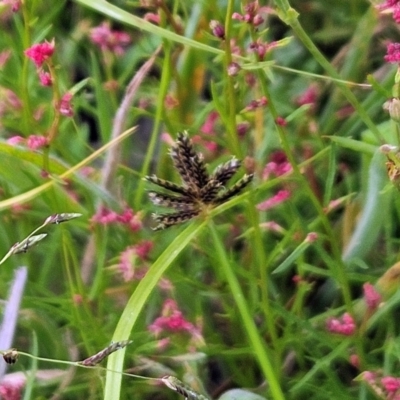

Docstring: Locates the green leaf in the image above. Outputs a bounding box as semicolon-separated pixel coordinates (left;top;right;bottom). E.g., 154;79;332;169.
103;220;206;400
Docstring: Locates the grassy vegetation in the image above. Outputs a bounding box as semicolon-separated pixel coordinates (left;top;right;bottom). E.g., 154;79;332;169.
0;0;400;399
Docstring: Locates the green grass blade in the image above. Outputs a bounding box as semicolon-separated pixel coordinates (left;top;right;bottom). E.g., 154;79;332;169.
103;220;206;400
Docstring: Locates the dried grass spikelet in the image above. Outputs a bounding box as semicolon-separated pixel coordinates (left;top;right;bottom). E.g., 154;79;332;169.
145;132;253;230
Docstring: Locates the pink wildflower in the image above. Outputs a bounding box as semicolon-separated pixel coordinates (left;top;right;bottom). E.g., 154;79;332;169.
148;299;201;338
385;42;400;64
227;62;241;76
305;232;318;243
363;283;382;310
257;189;290;211
326;312;356;336
91;206;119;225
24;39;55;68
7;136;24;146
209;20;225;39
144;13;161;24
260;221;285;234
59;92;74;117
38;70;52;86
89;22;131;56
0;373;25;400
118;246;137;282
275;116;287;126
118;207;143;231
349;354;360;369
382;376;400;393
134;240;153;260
27;135;47;150
296;85;318;109
244;96;268;111
377;0;400;23
237;122;250;137
262;151;292;180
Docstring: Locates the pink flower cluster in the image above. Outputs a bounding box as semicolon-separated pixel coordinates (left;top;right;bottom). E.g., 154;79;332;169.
91;206;142;232
244;96;268;111
326;312;356;336
7;135;47;150
118;240;153;282
232;2;269;27
378;0;400;23
361;371;400;399
24;40;55;68
257;189;290;211
378;1;400;63
89;22;131;56
363;282;382;310
262;151;292;180
148;299;203;348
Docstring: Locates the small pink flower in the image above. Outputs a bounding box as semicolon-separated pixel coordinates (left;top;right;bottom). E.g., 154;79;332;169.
305;232;318;243
0;373;25;400
144;13;160;24
27;135;47;150
209;20;225;39
90;22;131;56
24;39;55;68
262;151;292;180
38;70;52;86
363;283;382;310
118;207;143;231
326;312;356;336
236;122;250;137
134;240;153;260
200;111;219;135
260;220;285;234
227;62;241;76
275;116;287;126
232;12;244;21
385;42;400;64
382;376;400;393
91;206;119;225
118;246;137;282
257;189;290;211
7;136;24;146
377;0;400;22
59;92;74;117
244;96;268;111
349;354;360;369
296;85;318;109
148;299;201;339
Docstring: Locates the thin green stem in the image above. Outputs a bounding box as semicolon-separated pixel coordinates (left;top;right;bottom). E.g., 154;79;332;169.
273;0;384;143
208;221;285;400
134;42;171;207
258;70;366;367
223;0;242;157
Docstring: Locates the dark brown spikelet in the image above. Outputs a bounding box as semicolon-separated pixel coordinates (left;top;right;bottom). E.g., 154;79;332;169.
215;174;254;204
78;340;132;366
3;348;18;364
161;375;210;400
172;132;209;192
145;132;253;230
152;210;200;230
145;175;190;196
148;192;198;211
211;158;241;186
